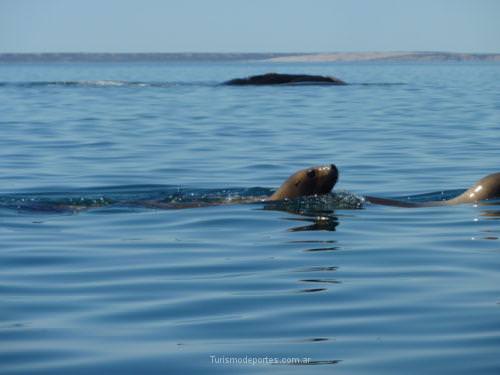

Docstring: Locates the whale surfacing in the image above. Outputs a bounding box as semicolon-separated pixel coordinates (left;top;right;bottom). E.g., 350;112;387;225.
225;73;346;86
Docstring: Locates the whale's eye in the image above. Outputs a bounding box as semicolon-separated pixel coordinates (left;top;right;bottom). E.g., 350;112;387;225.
307;169;316;178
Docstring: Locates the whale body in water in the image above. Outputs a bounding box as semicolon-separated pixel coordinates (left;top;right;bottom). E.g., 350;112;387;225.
225;73;346;86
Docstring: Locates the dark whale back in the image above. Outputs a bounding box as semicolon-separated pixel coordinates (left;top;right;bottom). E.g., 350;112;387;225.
225;73;346;86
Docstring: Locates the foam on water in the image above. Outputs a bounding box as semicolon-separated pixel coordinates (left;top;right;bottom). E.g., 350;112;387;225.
0;187;366;213
0;80;409;89
0;80;189;88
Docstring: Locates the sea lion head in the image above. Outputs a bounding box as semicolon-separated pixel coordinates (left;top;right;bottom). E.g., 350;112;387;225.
269;164;338;201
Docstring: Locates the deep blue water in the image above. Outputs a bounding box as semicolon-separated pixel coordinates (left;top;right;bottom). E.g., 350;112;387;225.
1;61;500;374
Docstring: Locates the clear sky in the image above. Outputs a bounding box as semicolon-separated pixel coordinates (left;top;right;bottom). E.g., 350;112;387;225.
1;0;499;53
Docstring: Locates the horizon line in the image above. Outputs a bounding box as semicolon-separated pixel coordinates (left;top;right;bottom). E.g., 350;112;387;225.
1;50;499;55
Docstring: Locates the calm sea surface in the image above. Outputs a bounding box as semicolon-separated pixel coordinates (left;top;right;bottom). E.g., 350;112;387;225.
0;61;499;374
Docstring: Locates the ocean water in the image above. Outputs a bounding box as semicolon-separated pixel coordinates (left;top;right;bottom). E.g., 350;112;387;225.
0;61;499;374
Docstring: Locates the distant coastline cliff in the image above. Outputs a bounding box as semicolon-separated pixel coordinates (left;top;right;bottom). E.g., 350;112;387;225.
266;51;500;62
0;52;499;63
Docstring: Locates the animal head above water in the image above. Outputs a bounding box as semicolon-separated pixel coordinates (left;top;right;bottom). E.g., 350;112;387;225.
269;164;339;201
448;172;500;204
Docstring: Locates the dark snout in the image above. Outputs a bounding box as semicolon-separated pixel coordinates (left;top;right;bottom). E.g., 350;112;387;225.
330;164;339;183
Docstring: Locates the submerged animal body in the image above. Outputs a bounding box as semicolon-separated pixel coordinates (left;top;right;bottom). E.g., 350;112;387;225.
365;172;500;207
225;73;346;86
138;164;339;210
1;165;340;213
8;164;497;213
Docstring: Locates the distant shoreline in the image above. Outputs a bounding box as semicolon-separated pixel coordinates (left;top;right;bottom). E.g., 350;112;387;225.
0;53;295;63
0;52;499;63
267;51;500;63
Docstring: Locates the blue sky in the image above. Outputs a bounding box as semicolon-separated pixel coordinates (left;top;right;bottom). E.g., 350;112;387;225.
1;0;499;53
